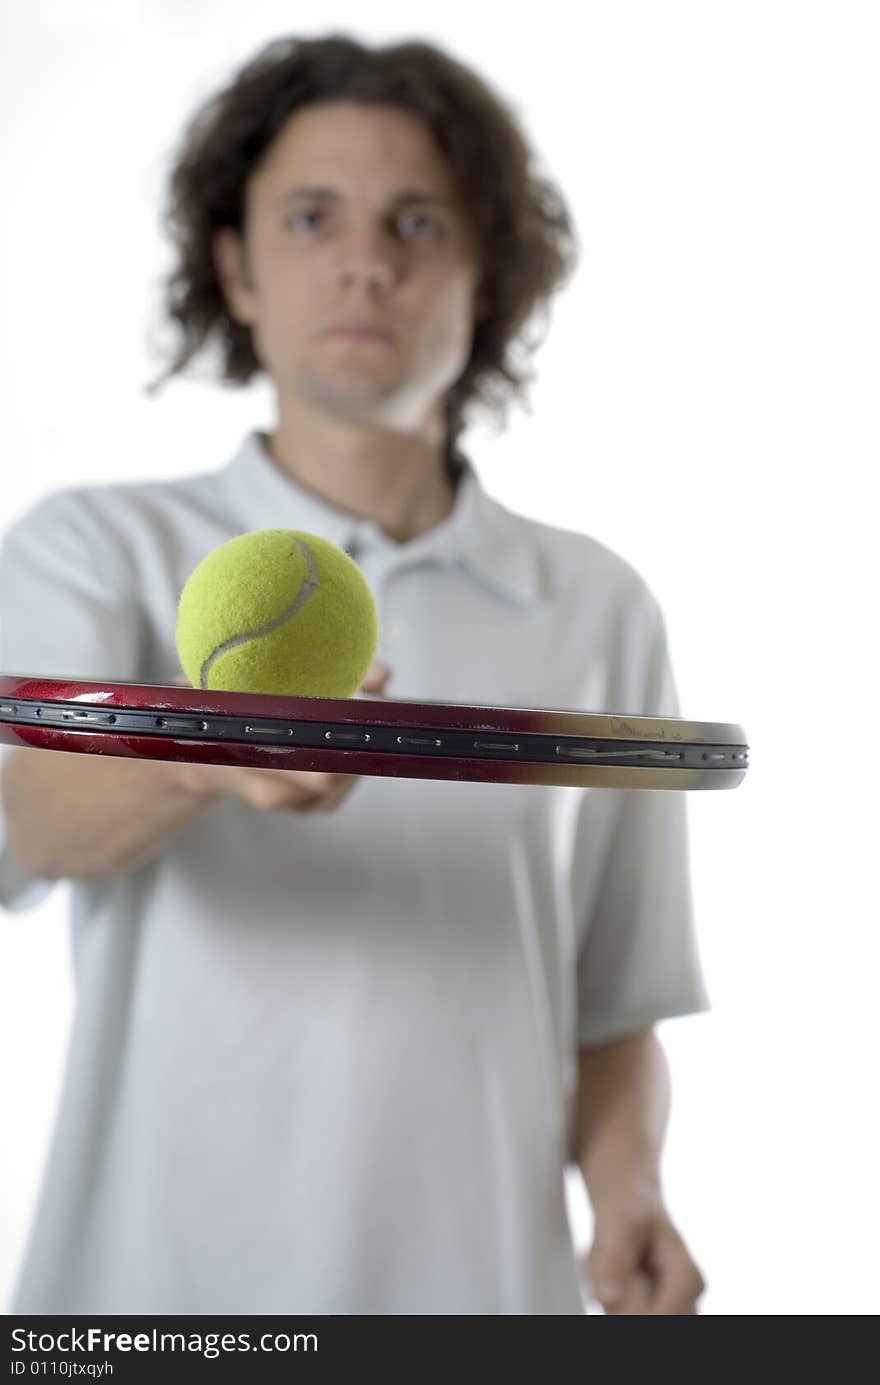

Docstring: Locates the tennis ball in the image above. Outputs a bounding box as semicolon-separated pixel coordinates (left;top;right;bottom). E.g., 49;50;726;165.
175;529;380;698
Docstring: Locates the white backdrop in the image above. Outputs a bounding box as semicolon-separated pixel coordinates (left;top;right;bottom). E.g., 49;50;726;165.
1;0;877;1316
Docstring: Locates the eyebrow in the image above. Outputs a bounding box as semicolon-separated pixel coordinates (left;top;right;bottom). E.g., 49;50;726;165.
275;185;454;209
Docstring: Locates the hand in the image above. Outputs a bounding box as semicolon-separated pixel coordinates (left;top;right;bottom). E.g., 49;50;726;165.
169;660;393;814
584;1194;707;1315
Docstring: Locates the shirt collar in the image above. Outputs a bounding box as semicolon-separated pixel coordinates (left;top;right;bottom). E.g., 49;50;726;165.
217;429;543;608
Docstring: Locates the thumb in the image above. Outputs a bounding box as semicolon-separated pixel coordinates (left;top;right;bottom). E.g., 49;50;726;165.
360;659;393;692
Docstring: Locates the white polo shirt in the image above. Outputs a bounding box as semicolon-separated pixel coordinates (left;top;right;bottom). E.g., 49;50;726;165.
0;430;710;1315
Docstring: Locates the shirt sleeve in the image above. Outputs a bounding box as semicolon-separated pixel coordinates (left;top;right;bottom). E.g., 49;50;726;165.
0;489;142;912
574;590;711;1047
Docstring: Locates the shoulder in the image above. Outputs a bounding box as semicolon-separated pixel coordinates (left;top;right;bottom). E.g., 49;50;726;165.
488;495;661;618
1;469;227;584
25;461;231;529
6;468;222;532
59;468;227;530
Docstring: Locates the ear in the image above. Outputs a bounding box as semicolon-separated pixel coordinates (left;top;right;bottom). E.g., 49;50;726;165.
212;227;258;326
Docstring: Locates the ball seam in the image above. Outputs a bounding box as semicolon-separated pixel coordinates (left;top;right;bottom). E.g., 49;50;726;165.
199;536;321;690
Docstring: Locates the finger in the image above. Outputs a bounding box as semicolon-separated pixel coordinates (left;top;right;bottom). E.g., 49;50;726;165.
316;779;360;811
649;1274;705;1315
585;1231;642;1313
620;1271;655;1315
290;777;356;812
645;1255;706;1315
646;1292;701;1315
361;660;392;691
600;1270;654;1315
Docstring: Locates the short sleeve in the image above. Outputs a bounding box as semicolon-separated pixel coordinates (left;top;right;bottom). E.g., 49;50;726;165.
0;490;141;912
574;592;711;1046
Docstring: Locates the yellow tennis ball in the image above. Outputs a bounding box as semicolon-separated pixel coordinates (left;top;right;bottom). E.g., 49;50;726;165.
175;529;380;698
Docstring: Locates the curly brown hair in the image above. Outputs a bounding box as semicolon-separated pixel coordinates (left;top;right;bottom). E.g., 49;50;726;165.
144;32;579;474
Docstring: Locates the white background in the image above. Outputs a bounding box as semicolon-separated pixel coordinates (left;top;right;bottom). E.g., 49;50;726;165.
1;0;877;1316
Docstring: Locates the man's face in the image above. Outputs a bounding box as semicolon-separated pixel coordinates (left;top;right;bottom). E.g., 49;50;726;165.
213;101;485;430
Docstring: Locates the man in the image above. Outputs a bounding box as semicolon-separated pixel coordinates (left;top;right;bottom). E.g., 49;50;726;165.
0;35;708;1314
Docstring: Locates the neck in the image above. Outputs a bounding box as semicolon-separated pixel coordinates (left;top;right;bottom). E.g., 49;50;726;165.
263;391;459;546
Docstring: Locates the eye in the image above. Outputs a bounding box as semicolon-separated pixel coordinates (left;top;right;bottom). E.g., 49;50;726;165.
399;211;438;238
286;207;325;231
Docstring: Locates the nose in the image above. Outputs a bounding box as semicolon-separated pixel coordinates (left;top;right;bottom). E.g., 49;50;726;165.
336;224;397;292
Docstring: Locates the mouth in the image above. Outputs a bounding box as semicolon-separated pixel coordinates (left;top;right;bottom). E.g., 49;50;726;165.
324;325;396;343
